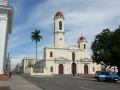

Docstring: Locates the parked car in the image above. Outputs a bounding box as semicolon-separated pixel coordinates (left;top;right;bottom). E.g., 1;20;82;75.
94;70;120;82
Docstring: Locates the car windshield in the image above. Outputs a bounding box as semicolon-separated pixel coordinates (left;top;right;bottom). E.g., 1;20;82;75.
109;72;117;75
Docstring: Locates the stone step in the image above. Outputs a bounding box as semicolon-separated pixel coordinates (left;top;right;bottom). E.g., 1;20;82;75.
0;86;12;90
0;74;9;81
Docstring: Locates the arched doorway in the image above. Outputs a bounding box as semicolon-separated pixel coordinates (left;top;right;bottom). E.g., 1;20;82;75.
59;64;64;74
84;64;88;74
71;63;76;74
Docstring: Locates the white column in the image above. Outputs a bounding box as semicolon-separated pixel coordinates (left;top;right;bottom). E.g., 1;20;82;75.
3;27;8;71
30;67;33;74
63;63;66;74
77;62;80;74
56;63;58;74
0;19;8;74
69;62;71;74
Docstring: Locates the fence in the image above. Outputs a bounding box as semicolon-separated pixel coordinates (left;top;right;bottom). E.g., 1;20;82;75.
33;69;44;73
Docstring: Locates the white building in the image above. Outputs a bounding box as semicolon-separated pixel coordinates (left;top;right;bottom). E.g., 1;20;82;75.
21;57;36;73
35;11;101;75
0;0;13;80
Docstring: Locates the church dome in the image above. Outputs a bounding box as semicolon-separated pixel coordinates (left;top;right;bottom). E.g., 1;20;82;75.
55;11;64;17
79;34;86;41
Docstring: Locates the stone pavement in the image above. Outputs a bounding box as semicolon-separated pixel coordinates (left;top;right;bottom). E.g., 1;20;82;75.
0;76;43;90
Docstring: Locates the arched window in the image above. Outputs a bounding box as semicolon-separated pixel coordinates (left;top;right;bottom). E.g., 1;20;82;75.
50;52;53;57
78;44;80;48
54;22;55;31
93;67;95;72
50;66;53;72
84;44;86;49
59;21;62;30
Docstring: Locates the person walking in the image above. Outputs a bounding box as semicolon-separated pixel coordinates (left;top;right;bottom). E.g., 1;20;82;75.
9;70;12;78
52;72;53;77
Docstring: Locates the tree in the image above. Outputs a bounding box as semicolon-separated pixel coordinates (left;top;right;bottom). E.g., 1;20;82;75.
110;27;120;75
91;28;112;64
91;27;120;76
27;62;34;68
31;29;42;66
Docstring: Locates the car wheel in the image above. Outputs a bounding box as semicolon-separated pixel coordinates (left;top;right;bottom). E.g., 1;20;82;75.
97;78;100;81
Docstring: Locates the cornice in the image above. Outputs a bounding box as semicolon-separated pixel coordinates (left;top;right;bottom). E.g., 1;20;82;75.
0;5;14;34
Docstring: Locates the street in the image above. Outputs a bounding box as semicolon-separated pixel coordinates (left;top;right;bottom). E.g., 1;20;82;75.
18;74;120;90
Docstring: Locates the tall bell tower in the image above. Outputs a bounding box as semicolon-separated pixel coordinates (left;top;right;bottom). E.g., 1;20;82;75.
53;10;65;48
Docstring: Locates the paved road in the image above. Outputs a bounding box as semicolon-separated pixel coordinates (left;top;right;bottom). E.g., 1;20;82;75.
21;74;120;90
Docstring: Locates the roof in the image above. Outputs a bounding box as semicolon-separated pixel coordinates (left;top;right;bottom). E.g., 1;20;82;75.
79;34;86;40
55;11;64;17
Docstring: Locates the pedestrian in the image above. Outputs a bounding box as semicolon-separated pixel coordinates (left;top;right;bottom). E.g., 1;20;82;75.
78;72;79;76
9;70;12;78
52;72;53;77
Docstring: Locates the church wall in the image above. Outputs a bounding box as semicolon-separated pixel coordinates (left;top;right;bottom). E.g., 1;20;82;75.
45;48;68;60
45;60;55;74
78;51;90;59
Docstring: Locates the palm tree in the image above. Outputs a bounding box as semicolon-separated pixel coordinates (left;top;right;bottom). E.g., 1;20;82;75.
31;29;42;67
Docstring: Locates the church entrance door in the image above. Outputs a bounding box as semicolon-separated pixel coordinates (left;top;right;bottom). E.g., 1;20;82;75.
71;63;76;74
84;64;88;74
59;64;64;74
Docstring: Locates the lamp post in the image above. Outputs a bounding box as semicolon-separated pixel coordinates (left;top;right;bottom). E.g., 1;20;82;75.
72;52;75;77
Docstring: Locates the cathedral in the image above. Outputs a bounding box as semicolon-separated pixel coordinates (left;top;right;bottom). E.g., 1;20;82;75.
35;11;101;75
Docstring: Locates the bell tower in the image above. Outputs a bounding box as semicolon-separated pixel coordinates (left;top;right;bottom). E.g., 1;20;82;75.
53;10;65;48
78;34;87;51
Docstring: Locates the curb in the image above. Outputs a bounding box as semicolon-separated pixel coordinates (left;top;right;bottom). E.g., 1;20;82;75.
71;77;95;81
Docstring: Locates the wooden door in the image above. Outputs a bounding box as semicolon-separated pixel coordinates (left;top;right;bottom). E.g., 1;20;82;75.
72;63;76;74
84;64;88;74
59;64;63;74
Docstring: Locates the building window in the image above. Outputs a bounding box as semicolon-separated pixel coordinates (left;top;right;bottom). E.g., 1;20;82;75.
50;52;53;57
78;44;80;48
93;67;95;72
60;38;62;40
84;44;86;49
59;21;62;30
50;66;53;72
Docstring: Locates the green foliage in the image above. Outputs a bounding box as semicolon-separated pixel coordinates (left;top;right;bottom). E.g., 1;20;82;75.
91;26;120;75
91;29;112;64
27;63;34;68
31;29;42;42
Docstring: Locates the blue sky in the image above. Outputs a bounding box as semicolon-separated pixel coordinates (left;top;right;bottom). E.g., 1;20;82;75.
8;0;120;69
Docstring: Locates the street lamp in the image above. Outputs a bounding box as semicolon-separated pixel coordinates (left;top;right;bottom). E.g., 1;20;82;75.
72;52;75;76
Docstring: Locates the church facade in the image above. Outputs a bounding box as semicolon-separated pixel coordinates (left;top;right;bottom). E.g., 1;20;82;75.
36;11;101;75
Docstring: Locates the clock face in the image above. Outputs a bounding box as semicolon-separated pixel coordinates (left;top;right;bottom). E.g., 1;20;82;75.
60;38;62;40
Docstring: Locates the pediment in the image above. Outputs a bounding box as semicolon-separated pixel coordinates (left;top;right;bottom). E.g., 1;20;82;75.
68;44;78;50
81;57;92;62
54;56;67;60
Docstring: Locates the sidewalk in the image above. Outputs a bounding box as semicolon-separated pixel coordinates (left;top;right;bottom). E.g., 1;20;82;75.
0;76;43;90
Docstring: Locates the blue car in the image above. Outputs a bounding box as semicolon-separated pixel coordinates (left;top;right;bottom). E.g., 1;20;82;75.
94;70;120;82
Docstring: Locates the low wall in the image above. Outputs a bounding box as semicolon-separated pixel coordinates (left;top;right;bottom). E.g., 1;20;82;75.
30;73;51;75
